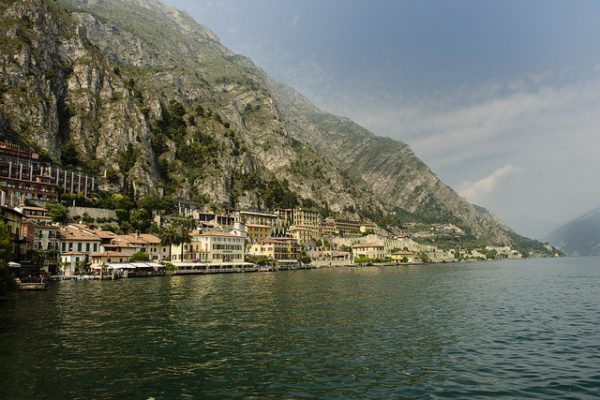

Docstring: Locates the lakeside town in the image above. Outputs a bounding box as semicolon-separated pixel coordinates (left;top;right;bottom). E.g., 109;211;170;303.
0;141;552;285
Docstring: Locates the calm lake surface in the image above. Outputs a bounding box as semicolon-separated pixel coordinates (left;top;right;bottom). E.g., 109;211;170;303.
1;257;599;399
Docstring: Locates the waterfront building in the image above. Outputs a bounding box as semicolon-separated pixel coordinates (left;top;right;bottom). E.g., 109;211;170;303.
32;223;60;252
171;231;245;264
58;225;102;275
246;223;272;243
320;217;337;237
248;237;299;266
352;243;386;260
89;251;130;268
390;251;416;263
15;205;52;224
239;210;278;227
88;227;118;246
0;206;25;258
309;249;352;265
334;218;362;236
0;142;96;207
102;234;147;258
133;233;163;260
288;225;320;245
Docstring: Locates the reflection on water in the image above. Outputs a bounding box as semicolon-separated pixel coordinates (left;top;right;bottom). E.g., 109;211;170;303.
1;257;599;399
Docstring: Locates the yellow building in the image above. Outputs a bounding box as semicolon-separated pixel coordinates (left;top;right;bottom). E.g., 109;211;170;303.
288;225;320;244
89;251;129;268
352;243;386;260
248;237;299;262
246;224;272;243
172;231;245;264
0;205;23;239
239;210;278;227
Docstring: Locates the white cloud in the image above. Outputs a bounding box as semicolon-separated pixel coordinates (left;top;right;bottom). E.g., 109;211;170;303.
459;165;519;204
291;16;300;28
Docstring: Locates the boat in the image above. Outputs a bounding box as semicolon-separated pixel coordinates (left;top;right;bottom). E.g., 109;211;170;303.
15;278;48;291
9;262;49;290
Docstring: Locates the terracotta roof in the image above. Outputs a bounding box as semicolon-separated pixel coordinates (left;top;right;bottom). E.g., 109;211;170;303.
135;233;161;244
90;251;128;257
61;251;86;255
92;229;117;239
59;226;101;241
68;223;90;229
198;231;242;238
1;206;24;217
19;205;48;212
116;234;147;246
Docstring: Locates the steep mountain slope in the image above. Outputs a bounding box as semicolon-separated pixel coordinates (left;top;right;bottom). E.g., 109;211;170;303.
0;0;383;215
545;208;600;256
0;0;550;251
271;83;516;243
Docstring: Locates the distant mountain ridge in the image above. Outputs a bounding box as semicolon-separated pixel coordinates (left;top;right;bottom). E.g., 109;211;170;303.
545;208;600;256
0;0;550;253
504;215;559;240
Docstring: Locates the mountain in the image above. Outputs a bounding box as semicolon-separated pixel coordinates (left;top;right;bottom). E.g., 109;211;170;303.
545;208;600;256
0;0;550;252
504;215;559;240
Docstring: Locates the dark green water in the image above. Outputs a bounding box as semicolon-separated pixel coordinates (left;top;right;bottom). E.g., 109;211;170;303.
1;257;599;399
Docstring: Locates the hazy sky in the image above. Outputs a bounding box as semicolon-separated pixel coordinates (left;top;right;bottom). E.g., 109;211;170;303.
162;0;600;227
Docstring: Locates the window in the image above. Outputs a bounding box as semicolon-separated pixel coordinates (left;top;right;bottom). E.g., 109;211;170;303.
77;243;82;252
93;243;98;252
86;243;90;252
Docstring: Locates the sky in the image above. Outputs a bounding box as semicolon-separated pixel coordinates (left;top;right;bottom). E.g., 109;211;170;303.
162;0;600;234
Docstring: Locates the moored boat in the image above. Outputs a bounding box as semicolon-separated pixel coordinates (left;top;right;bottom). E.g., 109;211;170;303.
16;281;48;291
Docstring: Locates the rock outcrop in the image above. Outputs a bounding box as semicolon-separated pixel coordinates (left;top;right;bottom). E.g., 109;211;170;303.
0;0;548;250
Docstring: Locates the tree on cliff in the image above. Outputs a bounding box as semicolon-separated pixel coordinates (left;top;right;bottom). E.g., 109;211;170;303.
0;221;17;295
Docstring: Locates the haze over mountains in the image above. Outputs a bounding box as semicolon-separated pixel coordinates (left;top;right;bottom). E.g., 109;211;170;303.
545;208;600;257
504;215;559;241
0;0;550;253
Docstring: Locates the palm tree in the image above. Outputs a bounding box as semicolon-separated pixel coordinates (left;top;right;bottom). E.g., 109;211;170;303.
176;225;192;262
159;225;179;261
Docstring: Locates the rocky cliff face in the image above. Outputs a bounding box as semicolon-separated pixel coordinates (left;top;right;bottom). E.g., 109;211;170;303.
271;83;515;242
0;0;546;249
0;0;383;216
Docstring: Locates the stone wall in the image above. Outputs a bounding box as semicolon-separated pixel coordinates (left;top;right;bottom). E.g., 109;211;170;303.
67;207;117;222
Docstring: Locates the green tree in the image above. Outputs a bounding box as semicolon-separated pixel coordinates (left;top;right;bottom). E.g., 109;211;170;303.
246;255;272;266
0;221;17;295
129;208;151;232
130;252;150;262
159;225;179;261
418;251;430;263
60;140;80;168
111;193;134;210
176;226;192;262
46;202;68;223
159;223;191;262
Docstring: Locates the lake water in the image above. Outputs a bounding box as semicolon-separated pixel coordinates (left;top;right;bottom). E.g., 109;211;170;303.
1;257;599;399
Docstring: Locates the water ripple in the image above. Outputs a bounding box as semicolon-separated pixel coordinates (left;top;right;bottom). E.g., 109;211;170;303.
1;257;600;399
